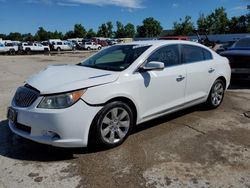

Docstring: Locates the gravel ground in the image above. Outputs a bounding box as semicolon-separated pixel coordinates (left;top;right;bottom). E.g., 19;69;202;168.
0;54;250;188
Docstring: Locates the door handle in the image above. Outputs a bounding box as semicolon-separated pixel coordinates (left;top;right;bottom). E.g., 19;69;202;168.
176;75;185;82
208;68;215;73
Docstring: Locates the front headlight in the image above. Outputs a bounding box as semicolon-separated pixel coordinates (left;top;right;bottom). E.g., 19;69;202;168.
38;89;86;109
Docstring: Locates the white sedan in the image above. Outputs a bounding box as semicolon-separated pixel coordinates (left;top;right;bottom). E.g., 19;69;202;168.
8;40;231;148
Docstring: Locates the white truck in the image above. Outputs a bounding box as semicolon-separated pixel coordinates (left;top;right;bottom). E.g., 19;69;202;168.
21;42;50;54
0;42;18;55
51;40;74;51
83;42;102;50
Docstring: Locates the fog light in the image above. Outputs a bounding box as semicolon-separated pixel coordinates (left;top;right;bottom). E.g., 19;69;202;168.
42;130;60;139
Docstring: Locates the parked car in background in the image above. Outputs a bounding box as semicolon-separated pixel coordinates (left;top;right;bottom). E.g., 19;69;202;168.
8;40;231;148
107;39;118;45
83;42;102;50
0;43;9;54
92;37;109;47
220;37;250;81
0;42;18;55
21;42;50;54
52;41;73;51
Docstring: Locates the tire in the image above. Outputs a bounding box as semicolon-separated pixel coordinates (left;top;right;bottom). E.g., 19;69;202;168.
206;79;225;109
9;49;15;55
98;47;102;50
87;47;91;51
89;101;134;148
26;48;31;55
57;47;61;52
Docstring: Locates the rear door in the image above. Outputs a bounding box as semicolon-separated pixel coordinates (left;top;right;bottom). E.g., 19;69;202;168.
138;44;187;119
181;44;215;103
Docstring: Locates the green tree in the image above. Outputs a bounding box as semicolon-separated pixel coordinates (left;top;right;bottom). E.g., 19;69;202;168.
115;21;126;38
34;27;49;41
64;30;75;39
74;24;86;38
197;7;229;34
97;22;113;37
22;33;34;41
137;17;163;37
97;23;108;37
8;32;23;41
0;34;7;40
86;29;96;39
106;21;113;38
173;16;195;35
247;5;250;32
124;23;135;38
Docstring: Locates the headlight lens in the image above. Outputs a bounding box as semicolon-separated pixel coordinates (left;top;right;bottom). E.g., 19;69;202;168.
38;89;86;109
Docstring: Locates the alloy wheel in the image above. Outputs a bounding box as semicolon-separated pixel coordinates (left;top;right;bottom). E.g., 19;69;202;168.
211;82;224;106
101;107;130;144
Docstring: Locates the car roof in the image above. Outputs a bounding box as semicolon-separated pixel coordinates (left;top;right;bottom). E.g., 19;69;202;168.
119;40;207;48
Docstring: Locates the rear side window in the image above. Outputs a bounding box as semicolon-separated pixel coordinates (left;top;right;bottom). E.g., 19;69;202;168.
182;45;212;63
57;42;62;45
203;49;213;60
147;45;180;67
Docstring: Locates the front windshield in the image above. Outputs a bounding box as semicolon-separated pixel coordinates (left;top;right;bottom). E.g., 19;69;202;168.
78;45;151;71
233;38;250;48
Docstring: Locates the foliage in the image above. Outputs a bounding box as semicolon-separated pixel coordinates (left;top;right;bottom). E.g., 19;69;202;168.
73;24;86;38
173;16;195;35
86;29;96;39
137;17;163;37
97;22;113;38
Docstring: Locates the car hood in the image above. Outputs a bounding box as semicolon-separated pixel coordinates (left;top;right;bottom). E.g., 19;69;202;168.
26;64;119;94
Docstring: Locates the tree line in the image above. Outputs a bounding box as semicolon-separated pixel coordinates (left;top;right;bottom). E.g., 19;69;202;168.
0;6;249;41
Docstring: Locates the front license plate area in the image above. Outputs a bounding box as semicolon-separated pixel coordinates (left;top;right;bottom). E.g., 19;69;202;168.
7;107;17;123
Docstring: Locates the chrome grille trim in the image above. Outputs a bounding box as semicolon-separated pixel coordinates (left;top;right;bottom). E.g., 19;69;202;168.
14;86;40;107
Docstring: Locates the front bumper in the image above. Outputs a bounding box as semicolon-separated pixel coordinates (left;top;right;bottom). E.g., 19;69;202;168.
8;98;102;148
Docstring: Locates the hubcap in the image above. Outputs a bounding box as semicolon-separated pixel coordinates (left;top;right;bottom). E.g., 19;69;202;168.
211;82;224;106
101;107;130;144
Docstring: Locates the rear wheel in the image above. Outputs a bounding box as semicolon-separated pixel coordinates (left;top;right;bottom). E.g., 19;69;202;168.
9;49;15;55
57;47;61;52
26;48;31;55
87;47;91;51
89;101;134;148
206;79;225;109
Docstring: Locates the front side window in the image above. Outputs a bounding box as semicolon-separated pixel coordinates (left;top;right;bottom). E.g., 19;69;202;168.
147;45;180;67
79;45;151;71
182;45;212;63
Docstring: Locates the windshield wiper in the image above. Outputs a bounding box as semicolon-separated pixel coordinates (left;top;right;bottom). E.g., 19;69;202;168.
77;64;120;71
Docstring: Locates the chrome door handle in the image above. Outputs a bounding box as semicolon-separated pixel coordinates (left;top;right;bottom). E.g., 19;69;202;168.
176;75;185;82
208;68;215;73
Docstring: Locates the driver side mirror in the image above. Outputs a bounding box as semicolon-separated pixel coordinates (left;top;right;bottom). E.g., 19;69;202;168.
139;61;165;72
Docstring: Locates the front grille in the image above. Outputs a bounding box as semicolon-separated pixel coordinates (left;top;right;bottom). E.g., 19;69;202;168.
14;86;39;107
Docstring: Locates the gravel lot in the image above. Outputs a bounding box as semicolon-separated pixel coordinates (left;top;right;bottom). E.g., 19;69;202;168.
0;54;250;188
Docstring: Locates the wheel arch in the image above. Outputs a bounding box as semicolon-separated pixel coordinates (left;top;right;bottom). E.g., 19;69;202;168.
216;76;227;89
105;97;138;124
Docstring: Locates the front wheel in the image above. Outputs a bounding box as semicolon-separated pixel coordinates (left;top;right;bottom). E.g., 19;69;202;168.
89;101;134;148
206;79;225;109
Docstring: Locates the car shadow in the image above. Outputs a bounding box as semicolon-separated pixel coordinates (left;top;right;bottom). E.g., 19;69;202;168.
0;120;99;162
229;80;250;90
0;104;208;162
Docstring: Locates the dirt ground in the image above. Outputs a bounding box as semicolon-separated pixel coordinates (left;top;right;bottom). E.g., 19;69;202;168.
0;54;250;188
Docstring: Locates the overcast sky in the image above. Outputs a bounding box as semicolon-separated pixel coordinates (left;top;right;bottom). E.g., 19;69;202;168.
0;0;249;34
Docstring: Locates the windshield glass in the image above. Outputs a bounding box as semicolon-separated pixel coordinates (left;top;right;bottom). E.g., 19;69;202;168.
233;38;250;48
78;45;151;71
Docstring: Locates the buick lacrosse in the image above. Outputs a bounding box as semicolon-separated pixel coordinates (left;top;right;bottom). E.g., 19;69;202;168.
8;40;231;148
